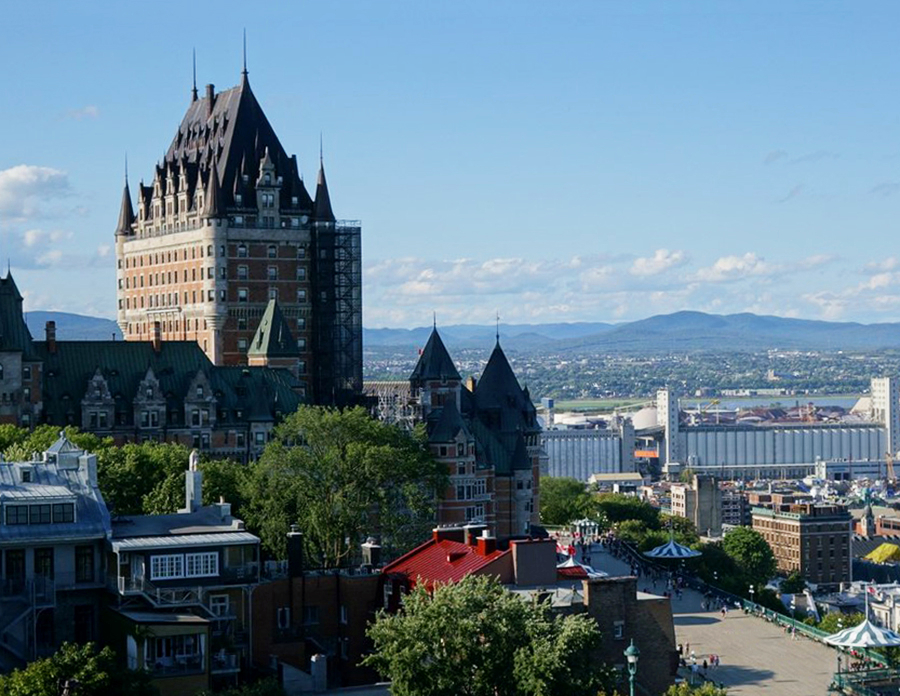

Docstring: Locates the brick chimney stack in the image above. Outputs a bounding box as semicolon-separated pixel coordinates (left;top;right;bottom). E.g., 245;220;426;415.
45;321;56;354
151;321;162;353
476;529;496;556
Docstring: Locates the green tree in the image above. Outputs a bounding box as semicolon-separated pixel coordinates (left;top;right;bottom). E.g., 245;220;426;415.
141;458;250;516
0;642;156;696
364;574;612;696
243;406;447;565
540;477;596;526
721;527;777;587
780;571;806;595
817;611;864;635
596;493;660;529
199;678;285;696
95;441;193;515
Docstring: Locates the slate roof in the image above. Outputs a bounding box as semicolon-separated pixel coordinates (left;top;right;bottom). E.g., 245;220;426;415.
314;160;335;223
154;73;315;218
381;537;508;590
0;274;36;359
473;342;537;433
33;340;303;428
427;401;471;443
248;300;299;358
410;328;461;383
0;436;111;547
116;181;135;235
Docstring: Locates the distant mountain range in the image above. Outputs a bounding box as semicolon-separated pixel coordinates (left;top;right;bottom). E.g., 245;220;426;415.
21;309;900;354
24;312;121;341
365;311;900;353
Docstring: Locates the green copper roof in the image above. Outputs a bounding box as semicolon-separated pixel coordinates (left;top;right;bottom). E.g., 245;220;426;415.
410;328;460;383
248;300;299;358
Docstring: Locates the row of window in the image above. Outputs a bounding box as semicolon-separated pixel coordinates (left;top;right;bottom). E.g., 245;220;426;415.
120;288;312;311
456;479;488;501
120;244;309;272
0;365;33;381
4;503;75;526
150;551;219;580
2;545;94;583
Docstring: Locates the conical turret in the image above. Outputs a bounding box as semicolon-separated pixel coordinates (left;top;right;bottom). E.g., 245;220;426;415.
116;180;135;235
205;160;223;217
314;158;335;222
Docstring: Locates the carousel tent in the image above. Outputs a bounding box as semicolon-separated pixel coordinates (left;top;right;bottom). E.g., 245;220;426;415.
644;537;702;559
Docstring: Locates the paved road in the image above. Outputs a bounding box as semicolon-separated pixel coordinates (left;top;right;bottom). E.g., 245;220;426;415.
592;544;837;695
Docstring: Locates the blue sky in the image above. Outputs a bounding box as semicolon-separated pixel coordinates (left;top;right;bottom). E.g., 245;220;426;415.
0;1;898;327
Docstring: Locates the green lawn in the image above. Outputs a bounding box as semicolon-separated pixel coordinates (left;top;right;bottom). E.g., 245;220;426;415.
550;398;648;412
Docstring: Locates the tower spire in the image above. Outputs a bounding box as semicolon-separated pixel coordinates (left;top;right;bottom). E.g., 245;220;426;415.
242;29;248;78
496;312;500;343
191;48;198;101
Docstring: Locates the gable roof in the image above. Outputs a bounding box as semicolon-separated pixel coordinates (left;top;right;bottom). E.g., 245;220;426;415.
248;300;299;358
410;328;460;383
381;537;508;590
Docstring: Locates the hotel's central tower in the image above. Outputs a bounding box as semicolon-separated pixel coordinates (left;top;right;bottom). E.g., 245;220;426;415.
114;67;362;406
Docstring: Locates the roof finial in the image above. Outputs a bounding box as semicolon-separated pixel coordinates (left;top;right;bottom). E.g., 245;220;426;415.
319;131;324;164
242;29;248;77
496;311;500;343
433;311;436;330
191;48;198;101
124;153;128;185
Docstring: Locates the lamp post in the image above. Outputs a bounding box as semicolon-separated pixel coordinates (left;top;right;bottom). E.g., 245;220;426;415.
749;584;755;607
624;639;640;696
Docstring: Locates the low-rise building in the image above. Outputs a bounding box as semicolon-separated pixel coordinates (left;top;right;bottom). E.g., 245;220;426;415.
751;503;852;588
0;434;110;665
104;450;259;695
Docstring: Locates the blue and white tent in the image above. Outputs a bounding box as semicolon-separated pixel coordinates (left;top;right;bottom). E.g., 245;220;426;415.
644;537;702;559
825;586;900;648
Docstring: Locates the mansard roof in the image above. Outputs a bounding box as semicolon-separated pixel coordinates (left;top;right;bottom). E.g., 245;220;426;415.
157;75;313;214
248;300;299;358
410;328;460;383
0;273;36;359
33;340;303;428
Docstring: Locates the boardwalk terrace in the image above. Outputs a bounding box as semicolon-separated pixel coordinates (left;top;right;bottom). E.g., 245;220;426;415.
752;503;852;589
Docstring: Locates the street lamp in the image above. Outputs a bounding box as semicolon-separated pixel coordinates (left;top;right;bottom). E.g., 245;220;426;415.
624;639;640;696
749;584;755;606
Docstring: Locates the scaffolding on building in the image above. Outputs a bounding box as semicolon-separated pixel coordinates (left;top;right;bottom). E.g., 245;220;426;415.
311;220;362;406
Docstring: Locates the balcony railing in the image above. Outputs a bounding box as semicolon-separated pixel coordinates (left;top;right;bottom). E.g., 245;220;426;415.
0;577;55;606
211;650;240;674
149;655;205;677
117;576;201;607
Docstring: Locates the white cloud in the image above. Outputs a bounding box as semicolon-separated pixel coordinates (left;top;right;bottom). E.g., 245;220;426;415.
64;105;100;120
693;253;777;283
0;165;70;219
630;249;688;277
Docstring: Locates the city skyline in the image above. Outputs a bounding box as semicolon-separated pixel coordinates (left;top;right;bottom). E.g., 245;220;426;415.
1;1;899;327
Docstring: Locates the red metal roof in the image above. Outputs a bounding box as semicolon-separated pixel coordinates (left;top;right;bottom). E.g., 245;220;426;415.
382;538;509;589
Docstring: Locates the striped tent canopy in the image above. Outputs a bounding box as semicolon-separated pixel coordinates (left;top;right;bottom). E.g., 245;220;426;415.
644;538;702;559
824;619;900;648
556;555;608;579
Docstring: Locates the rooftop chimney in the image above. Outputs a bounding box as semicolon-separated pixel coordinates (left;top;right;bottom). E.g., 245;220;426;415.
45;321;56;354
182;449;202;513
205;84;215;114
361;537;382;568
151;321;162;353
287;525;304;578
476;529;496;556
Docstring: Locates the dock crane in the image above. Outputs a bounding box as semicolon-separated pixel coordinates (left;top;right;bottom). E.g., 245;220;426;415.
886;451;896;483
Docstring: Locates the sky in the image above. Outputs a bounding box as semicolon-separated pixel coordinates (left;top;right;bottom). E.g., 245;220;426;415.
0;1;898;328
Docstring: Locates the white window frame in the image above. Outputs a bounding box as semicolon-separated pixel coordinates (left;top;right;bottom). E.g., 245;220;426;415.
209;594;230;617
185;551;219;578
150;554;184;580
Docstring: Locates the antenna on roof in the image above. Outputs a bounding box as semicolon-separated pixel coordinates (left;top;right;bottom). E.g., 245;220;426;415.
192;48;198;101
242;29;248;77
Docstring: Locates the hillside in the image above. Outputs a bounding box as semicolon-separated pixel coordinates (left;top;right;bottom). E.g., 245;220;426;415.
24;311;121;341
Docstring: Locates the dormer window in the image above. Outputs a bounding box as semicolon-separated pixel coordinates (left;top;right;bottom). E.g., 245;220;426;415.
291;196;298;206
196;386;204;399
235;194;243;205
264;173;271;185
21;469;31;483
